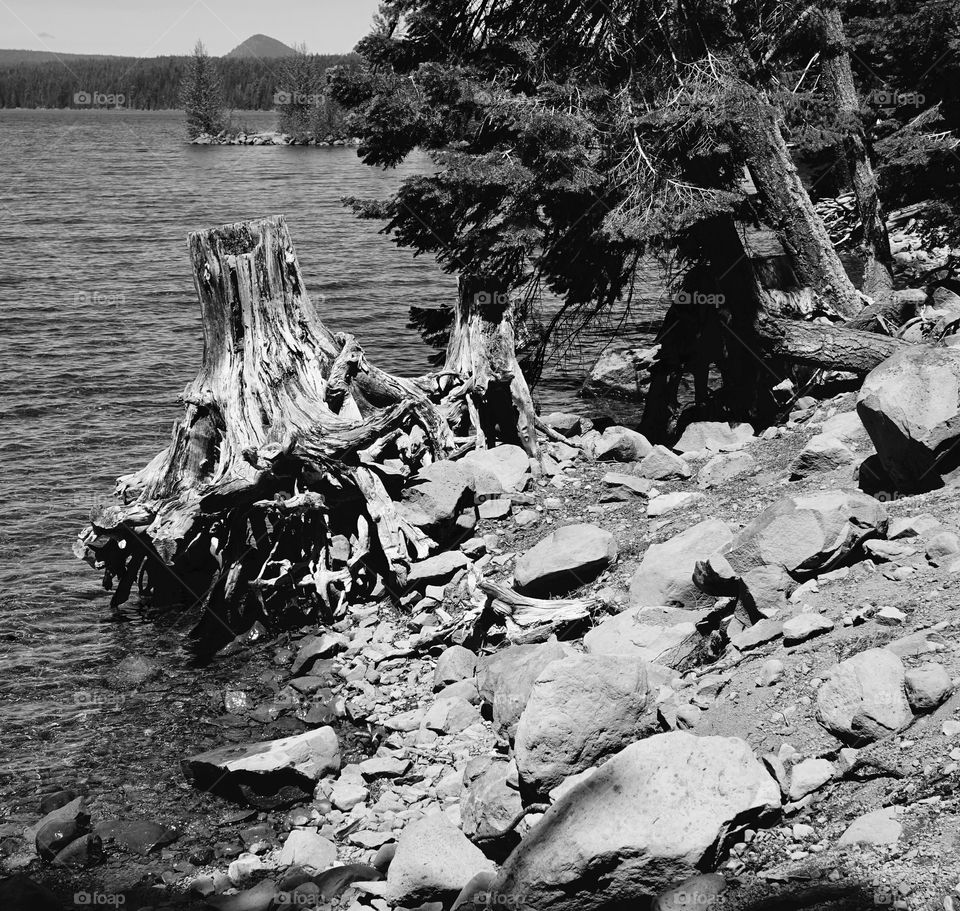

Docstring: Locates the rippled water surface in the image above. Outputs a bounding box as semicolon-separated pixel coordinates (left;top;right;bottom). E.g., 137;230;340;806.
0;109;654;800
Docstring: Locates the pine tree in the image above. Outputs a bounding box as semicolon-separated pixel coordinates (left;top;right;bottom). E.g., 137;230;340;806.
180;40;224;139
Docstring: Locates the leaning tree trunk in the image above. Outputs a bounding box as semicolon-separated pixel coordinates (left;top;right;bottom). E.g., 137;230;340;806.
439;276;540;459
76;216;457;645
818;2;895;311
734;90;864;320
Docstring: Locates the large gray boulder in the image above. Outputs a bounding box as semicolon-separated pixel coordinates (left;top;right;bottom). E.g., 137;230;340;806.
514;654;652;795
637;445;692;480
630;519;733;609
595;426;653;462
857;346;960;491
367;813;495;905
789;435;856;479
460;757;524;850
460;444;532;493
723;489;888;579
514;523;617;596
816;648;913;744
489;732;780;911
477;639;570;739
584;606;710;671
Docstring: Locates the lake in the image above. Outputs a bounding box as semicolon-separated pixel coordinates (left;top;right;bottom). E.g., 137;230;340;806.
0;108;659;808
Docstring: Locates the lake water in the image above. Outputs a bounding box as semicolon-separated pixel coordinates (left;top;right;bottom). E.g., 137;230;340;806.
0;108;659;807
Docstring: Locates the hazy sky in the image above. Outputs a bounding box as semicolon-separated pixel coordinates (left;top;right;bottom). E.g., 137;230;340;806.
0;0;382;56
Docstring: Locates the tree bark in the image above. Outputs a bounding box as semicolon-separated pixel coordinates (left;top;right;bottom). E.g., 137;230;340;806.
76;216;456;644
754;313;908;374
441;277;540;459
818;3;895;308
733;91;864;320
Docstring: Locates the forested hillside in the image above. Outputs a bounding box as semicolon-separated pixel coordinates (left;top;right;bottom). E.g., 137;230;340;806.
0;53;357;109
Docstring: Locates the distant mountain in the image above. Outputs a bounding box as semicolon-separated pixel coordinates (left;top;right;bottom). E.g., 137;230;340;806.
225;34;297;59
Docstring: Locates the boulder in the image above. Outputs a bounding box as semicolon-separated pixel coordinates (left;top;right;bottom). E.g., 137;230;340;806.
738;565;794;621
789;435;856;479
787;758;834;800
0;876;62;911
460;444;531;493
408;551;472;585
460;757;524;850
182;728;340;808
543;412;591;437
278;830;337;871
433;645;478;690
582;348;641;400
290;632;347;675
26;796;88;846
424;696;482;734
675;422;754;453
904;662;953;712
723;490;888;579
697;451;756;489
637;445;692;480
782;613;834;644
601;472;652;500
816;648;913;744
654;873;727;911
50;833;102;868
857;346;960;491
514;655;652;795
647;492;703;517
488;732;780;911
630;519;734;609
820;411;870;448
372;813;495;905
514;524;617;597
477;639;570;738
584;606;709;671
36;816;89;863
837;806;903;846
92;819;178;855
400;461;481;537
595;426;653;462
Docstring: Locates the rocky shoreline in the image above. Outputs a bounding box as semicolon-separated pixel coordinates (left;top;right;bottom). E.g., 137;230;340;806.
190;132;360;147
6;371;960;910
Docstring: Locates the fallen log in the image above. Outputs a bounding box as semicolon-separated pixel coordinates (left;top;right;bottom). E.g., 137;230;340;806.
76;216;478;643
753;313;910;375
479;580;595;644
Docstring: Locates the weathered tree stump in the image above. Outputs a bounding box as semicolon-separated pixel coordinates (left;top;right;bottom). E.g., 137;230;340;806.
76;216;471;643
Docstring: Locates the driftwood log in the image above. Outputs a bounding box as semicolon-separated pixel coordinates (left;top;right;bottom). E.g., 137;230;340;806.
76;216;540;644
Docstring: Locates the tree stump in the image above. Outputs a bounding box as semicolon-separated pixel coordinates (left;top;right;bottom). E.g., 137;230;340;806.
76;216;457;643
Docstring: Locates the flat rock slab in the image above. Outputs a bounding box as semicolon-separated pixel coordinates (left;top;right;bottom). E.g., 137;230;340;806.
92;819;178;855
182;727;340;808
675;421;755;453
584;606;709;671
514;523;617;597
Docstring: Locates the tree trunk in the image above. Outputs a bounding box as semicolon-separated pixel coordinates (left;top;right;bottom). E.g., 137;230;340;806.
441;277;540;459
818;3;895;308
76;216;456;645
754;313;908;374
733;91;864;320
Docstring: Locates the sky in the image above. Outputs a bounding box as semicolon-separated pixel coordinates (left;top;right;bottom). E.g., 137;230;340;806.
0;0;382;56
